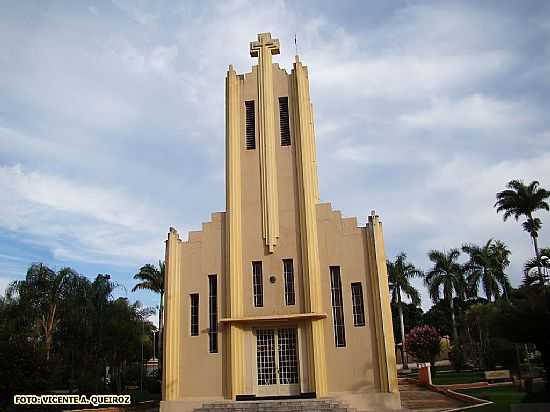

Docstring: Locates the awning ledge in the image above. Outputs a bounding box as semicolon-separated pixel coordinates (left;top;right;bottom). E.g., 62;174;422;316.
219;312;327;324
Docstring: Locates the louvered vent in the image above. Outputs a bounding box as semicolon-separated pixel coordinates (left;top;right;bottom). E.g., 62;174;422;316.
279;97;291;146
245;100;256;150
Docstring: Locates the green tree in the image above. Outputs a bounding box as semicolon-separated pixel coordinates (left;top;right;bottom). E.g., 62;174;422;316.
425;249;466;342
495;286;550;394
92;274;117;392
0;264;160;401
132;261;165;370
103;298;154;394
524;247;550;286
387;253;423;369
8;264;75;360
462;239;511;301
465;303;499;370
391;302;424;343
56;273;95;393
0;284;51;411
495;179;550;283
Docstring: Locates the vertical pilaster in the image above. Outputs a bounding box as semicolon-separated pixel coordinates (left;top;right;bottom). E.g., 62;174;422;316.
225;65;245;399
365;212;398;393
163;227;183;400
250;33;280;253
291;56;327;396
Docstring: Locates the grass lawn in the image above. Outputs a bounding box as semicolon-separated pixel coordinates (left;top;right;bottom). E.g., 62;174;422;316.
432;370;485;385
400;369;485;385
459;385;550;412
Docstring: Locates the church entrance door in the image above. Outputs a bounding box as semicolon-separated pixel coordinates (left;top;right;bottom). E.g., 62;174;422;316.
255;327;300;396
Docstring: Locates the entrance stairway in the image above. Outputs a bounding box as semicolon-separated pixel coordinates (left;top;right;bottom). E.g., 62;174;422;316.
193;399;354;412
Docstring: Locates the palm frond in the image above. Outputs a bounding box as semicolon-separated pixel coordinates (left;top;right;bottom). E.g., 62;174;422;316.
387;253;422;306
132;262;164;294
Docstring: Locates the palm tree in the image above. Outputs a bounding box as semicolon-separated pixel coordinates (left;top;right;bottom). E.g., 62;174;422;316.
425;249;466;342
523;247;550;286
495;180;550;283
132;261;165;369
462;239;511;301
387;253;423;369
8;263;75;360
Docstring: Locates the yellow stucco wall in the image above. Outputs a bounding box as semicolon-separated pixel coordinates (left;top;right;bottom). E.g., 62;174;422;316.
317;204;376;393
162;33;397;406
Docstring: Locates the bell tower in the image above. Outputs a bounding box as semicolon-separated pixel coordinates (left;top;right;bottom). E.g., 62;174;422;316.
224;32;327;398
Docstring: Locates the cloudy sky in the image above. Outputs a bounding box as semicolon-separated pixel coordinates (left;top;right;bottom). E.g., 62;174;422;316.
1;0;550;314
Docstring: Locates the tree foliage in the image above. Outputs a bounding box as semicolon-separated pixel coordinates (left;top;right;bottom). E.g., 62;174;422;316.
388;253;423;306
132;261;165;373
494;285;550;393
425;249;466;341
524;247;550;286
0;264;156;411
462;239;511;301
425;249;466;303
495;179;550;283
405;325;441;365
495;180;550;222
132;262;165;295
391;302;423;343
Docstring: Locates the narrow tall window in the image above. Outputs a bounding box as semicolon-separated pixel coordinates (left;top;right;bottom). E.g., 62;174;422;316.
190;293;199;336
245;100;256;149
283;259;295;305
330;266;346;347
208;275;218;353
351;282;366;327
253;261;263;307
279;97;290;146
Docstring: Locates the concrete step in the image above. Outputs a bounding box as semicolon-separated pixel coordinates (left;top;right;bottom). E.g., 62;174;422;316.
194;399;354;412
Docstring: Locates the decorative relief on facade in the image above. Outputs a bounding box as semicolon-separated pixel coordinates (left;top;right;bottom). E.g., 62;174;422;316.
250;33;280;253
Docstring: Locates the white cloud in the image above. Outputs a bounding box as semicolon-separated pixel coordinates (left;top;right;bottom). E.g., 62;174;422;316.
150;45;179;74
0;164;155;231
0;164;171;265
334;143;438;166
311;52;514;100
111;0;159;26
400;94;534;130
0;1;549;311
385;153;550;292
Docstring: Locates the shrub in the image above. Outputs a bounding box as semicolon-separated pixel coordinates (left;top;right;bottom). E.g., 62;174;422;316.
405;325;441;366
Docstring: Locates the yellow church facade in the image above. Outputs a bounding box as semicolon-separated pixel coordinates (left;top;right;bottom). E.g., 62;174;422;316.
161;33;399;412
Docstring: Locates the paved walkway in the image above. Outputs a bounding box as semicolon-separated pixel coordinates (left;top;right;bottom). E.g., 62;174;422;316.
399;380;469;411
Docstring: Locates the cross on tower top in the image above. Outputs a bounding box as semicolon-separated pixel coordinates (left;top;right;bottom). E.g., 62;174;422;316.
250;32;280;58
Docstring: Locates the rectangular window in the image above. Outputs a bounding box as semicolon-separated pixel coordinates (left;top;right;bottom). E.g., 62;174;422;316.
283;259;295;305
253;261;263;307
245;100;256;150
279;97;290;146
208;275;218;353
330;266;346;347
190;293;199;336
351;282;366;327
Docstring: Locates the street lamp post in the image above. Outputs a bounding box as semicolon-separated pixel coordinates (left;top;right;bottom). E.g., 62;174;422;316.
152;330;156;360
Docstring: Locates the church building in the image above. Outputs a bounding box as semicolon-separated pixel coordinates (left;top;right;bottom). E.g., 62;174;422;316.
161;33;399;412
